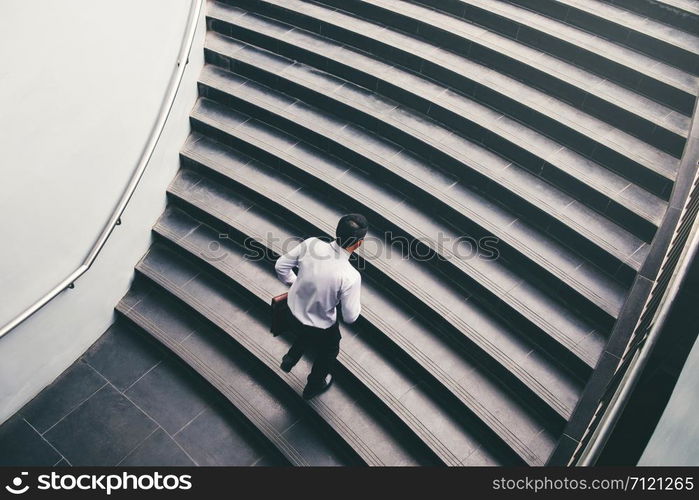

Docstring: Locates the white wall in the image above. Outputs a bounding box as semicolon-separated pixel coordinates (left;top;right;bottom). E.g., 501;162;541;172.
0;0;205;424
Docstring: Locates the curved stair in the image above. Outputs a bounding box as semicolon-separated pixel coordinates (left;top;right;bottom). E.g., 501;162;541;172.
114;0;698;465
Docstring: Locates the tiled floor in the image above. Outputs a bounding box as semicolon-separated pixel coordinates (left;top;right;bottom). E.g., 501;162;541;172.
0;319;280;466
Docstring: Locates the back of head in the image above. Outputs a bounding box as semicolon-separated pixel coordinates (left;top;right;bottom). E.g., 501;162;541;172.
336;213;368;249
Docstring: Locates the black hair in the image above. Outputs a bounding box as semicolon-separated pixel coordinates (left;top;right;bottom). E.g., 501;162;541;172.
336;213;368;249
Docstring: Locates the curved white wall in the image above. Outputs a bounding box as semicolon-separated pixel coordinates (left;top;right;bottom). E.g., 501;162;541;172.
0;0;205;423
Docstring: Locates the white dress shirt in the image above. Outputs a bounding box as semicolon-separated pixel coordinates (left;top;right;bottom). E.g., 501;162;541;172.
275;237;362;329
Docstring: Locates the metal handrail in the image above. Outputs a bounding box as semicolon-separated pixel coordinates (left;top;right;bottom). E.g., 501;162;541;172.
544;82;699;464
0;0;204;340
578;205;699;465
565;93;699;464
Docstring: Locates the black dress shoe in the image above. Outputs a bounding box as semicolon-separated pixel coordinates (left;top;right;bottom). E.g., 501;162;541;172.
303;375;334;399
280;358;295;373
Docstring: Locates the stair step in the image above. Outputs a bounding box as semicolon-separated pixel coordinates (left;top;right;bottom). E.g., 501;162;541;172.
204;31;662;267
234;0;697;116
355;0;699;112
495;0;699;74
168;162;586;424
182;129;611;371
347;0;689;168
193;70;637;323
205;31;666;246
211;0;687;184
155;205;563;464
105;0;696;468
601;0;699;36
116;282;354;466
137;238;510;465
187;100;609;370
129;245;442;466
198;60;633;317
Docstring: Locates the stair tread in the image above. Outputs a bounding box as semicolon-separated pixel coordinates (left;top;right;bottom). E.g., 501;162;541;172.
512;0;699;54
107;0;695;468
279;0;696;115
617;0;699;18
407;0;699;93
196;64;643;300
203;55;660;259
213;0;691;140
206;33;669;227
130;244;435;466
205;72;656;273
140;233;509;465
212;0;689;163
171;150;586;419
188;102;611;364
116;283;350;466
658;0;699;15
180;139;590;405
369;0;692;161
156;205;561;464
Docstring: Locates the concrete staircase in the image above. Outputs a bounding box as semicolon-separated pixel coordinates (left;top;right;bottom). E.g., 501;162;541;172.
116;0;698;465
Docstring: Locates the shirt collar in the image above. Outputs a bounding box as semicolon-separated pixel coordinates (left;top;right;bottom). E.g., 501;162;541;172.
330;240;352;260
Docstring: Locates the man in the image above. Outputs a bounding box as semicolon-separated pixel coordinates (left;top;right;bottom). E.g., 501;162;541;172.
274;214;368;399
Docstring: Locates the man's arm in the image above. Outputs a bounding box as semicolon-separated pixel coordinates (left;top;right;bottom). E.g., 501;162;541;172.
339;274;361;324
275;239;306;286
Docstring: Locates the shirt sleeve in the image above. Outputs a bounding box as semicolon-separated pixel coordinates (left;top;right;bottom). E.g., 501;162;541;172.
339;273;362;324
275;239;306;286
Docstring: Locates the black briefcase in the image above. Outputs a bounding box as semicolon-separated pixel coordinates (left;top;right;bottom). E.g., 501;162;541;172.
270;292;289;337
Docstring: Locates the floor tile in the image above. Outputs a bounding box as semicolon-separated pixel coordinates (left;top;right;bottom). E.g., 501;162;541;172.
83;321;162;392
21;361;105;433
125;359;212;435
120;428;195;466
0;415;61;466
174;407;269;466
44;385;156;466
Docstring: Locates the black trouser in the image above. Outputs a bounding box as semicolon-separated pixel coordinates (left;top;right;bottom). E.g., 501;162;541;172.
282;308;341;387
